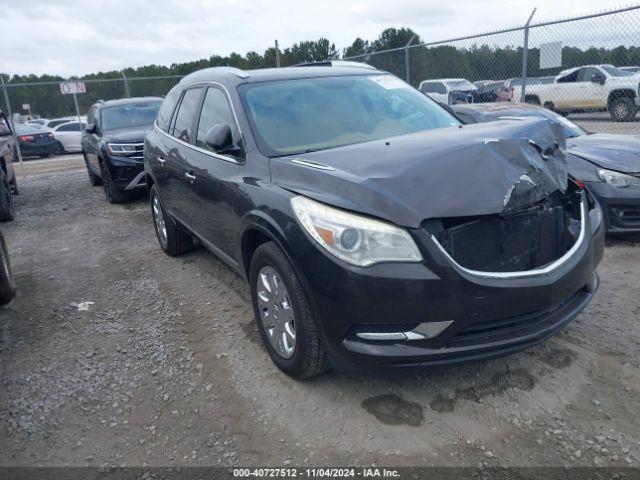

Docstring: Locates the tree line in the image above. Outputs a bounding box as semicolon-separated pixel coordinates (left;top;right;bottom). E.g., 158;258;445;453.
3;27;640;118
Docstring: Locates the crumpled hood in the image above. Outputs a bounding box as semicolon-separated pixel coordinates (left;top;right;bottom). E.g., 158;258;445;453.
270;118;568;228
103;126;152;143
568;133;640;173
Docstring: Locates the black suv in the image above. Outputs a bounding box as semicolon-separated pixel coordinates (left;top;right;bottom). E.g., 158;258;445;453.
0;111;18;221
145;65;604;379
82;97;162;203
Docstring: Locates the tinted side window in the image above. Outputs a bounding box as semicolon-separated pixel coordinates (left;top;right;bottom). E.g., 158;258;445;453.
196;87;238;150
557;70;579;83
57;122;84;132
171;88;203;143
577;67;601;82
157;87;181;132
421;82;446;94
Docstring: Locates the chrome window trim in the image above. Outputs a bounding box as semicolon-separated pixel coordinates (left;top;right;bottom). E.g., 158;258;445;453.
430;195;588;279
155;124;241;165
291;159;335;171
155;80;244;165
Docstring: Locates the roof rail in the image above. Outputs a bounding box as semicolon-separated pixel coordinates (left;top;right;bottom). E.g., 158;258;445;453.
292;60;377;70
210;66;250;79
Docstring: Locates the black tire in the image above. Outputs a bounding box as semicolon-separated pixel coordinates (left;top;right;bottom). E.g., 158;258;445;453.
249;241;329;379
100;161;132;204
525;95;541;105
543;101;555;111
610;97;637;122
0;170;16;222
149;183;193;256
0;231;16;304
83;153;102;186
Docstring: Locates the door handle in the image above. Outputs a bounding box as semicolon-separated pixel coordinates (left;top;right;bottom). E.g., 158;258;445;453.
185;172;196;183
157;156;166;165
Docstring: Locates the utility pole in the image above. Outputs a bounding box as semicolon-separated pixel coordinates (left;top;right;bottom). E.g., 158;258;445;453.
275;40;281;68
0;76;24;176
122;71;130;98
521;8;537;102
404;34;417;84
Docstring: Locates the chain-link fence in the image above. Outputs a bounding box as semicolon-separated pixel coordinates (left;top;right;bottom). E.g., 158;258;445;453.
2;3;640;162
345;5;640;135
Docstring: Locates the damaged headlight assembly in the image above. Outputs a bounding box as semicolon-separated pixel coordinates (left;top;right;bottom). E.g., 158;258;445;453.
290;196;423;267
598;169;640;187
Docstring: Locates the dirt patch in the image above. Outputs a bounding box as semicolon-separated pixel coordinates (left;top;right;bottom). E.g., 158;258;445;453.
361;394;424;427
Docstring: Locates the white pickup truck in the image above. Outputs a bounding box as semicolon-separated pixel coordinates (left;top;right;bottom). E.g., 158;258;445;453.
522;64;640;122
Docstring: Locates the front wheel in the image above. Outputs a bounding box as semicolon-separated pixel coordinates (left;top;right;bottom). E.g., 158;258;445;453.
610;97;637;122
100;161;133;204
249;242;329;379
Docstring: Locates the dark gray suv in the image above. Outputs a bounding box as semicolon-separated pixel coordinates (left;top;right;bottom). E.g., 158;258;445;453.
145;64;604;379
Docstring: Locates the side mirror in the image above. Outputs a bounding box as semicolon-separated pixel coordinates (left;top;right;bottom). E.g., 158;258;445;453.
205;124;234;153
591;74;605;85
84;123;98;134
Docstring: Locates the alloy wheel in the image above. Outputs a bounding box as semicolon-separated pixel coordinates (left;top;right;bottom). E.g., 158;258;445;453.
256;266;296;359
152;194;168;248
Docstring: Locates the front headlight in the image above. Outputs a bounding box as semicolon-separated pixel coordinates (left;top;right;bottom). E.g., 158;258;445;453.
290;196;423;267
107;143;138;155
598;169;640;187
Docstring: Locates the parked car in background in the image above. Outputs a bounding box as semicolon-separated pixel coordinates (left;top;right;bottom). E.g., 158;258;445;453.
522;64;640;121
145;65;603;379
15;123;63;158
472;80;510;103
451;102;640;233
0;229;16;304
26;118;46;127
507;76;555;102
43;116;86;129
419;78;477;104
0;112;18;221
50;121;86;153
82;97;162;203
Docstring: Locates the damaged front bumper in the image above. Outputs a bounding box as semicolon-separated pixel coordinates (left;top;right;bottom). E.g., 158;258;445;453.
586;181;640;233
291;195;604;372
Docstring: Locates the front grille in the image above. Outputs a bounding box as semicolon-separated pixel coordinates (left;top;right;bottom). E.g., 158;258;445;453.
444;289;587;349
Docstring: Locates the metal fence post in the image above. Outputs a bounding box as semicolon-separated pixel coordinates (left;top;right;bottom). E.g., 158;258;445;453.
404;35;417;84
521;8;537;102
275;40;281;68
122;71;130;98
0;76;24;177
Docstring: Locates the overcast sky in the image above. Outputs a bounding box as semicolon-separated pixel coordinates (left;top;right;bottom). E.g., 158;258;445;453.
1;0;634;77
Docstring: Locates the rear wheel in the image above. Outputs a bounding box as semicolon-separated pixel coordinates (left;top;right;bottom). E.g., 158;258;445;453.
543;101;555;111
150;184;193;256
249;242;329;379
100;161;132;204
610;97;636;122
525;95;541;105
0;170;15;222
0;230;16;304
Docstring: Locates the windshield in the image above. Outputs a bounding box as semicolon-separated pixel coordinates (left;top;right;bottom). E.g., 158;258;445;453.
446;80;476;90
239;74;460;156
100;101;162;131
499;109;586;138
601;65;635;77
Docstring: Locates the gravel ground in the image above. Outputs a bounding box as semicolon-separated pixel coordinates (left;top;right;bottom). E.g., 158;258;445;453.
1;157;640;469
